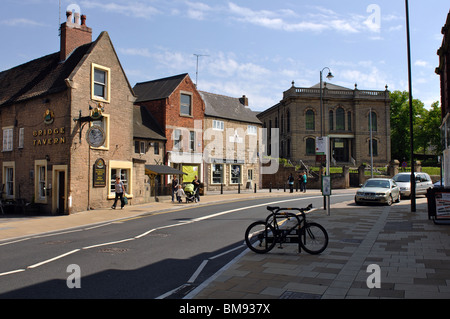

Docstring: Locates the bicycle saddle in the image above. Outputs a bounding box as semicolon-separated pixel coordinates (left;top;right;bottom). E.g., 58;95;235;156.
267;206;279;211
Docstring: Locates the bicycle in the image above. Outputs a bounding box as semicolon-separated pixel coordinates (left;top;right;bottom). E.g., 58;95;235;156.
244;204;328;255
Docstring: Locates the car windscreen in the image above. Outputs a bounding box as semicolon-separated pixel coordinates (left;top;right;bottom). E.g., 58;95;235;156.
393;175;410;182
364;180;390;188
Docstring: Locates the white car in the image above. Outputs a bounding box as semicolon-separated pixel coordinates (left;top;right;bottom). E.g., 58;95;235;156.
392;172;433;198
355;178;400;206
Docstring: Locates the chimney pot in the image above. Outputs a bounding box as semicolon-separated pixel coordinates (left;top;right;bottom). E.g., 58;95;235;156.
81;15;86;26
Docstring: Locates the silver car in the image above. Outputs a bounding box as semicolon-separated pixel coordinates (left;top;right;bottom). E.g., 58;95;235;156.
392;172;433;198
355;178;400;206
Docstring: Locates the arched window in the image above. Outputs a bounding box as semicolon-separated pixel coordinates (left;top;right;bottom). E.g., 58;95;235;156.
286;110;291;132
347;112;352;131
336;107;345;130
329;110;334;131
306;138;315;155
306;110;315;130
369;111;377;132
369;139;378;156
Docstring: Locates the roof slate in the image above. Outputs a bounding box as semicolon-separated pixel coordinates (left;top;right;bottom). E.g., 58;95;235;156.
0;42;94;107
199;91;261;125
133;105;166;140
133;73;188;103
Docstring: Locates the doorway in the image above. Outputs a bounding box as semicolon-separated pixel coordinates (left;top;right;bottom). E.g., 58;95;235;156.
52;165;67;215
332;138;349;162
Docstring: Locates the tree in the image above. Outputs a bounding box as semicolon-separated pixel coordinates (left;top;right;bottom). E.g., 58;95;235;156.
389;91;441;163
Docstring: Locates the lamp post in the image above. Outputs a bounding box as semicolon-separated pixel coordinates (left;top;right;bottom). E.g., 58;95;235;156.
405;0;416;212
319;67;334;212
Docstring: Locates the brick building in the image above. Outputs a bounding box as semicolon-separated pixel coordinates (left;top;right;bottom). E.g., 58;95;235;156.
436;9;450;186
257;82;391;168
199;92;262;192
133;74;205;186
0;12;140;214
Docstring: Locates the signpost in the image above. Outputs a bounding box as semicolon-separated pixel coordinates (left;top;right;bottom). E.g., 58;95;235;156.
316;137;331;215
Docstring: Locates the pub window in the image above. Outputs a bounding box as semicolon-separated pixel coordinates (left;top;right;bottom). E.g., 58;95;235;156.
212;164;224;184
180;93;192;116
110;169;129;194
134;141;145;154
2;127;13;151
91;114;110;150
91;64;111;102
34;160;47;203
154;142;160;155
247;125;257;135
305;110;315;130
2;162;14;199
230;164;242;184
19;128;24;149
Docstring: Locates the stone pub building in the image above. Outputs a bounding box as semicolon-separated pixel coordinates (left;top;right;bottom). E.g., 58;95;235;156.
0;12;138;214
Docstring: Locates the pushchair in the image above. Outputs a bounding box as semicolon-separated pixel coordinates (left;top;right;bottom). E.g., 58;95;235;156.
184;183;198;203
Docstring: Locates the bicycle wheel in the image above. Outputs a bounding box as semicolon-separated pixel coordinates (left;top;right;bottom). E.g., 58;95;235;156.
245;221;276;254
300;222;328;255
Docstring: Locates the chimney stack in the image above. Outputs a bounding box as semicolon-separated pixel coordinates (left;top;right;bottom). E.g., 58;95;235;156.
240;95;249;107
60;11;92;62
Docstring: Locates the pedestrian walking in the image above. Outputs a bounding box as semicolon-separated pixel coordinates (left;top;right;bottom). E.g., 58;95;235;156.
302;171;307;193
287;173;294;193
111;176;126;209
172;175;179;202
193;175;201;202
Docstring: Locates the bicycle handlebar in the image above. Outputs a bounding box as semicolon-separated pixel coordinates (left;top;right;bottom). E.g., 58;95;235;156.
267;203;313;213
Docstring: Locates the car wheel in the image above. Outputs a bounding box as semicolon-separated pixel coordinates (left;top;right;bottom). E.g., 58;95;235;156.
387;195;393;206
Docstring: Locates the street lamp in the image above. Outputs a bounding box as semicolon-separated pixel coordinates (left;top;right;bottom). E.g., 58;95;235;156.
320;68;334;136
319;67;334;213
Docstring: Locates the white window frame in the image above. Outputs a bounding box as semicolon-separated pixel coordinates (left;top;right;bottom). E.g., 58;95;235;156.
213;120;224;131
108;160;133;199
2;127;13;152
247;125;257;135
180;92;192;117
189;131;195;151
173;129;182;150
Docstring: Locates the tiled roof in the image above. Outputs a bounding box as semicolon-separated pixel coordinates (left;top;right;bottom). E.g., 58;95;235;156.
0;42;94;107
199;91;261;125
133;73;188;103
133;105;166;140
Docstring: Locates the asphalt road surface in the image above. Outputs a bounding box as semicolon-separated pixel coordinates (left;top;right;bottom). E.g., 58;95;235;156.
0;192;354;299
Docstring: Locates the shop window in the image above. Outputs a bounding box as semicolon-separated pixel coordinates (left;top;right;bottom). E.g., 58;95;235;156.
108;160;133;199
212;164;224;184
91;64;111;102
110;168;129;194
230;164;242;184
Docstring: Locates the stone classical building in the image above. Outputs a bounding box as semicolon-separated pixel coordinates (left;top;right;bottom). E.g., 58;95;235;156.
257;82;391;167
199;92;262;191
0;12;139;214
436;9;450;186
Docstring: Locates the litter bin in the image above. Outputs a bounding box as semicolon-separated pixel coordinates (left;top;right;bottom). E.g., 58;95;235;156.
426;187;450;224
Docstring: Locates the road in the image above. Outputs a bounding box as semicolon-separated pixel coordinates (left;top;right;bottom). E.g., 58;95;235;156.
0;192;354;299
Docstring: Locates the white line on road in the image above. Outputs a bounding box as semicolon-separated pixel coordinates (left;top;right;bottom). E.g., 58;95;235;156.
27;249;80;269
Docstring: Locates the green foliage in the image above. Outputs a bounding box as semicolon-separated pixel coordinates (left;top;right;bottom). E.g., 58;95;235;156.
389;91;442;163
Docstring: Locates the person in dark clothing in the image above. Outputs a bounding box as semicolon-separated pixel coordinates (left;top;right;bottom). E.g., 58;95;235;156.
287;173;294;193
192;175;201;202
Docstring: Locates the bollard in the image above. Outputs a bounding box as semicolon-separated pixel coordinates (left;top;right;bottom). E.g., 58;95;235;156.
254;183;257;193
269;183;272;193
221;183;223;194
238;183;240;194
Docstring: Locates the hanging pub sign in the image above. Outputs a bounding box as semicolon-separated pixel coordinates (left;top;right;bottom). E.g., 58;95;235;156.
93;158;107;187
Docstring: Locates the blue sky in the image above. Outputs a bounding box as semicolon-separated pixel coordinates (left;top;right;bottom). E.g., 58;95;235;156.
0;0;449;111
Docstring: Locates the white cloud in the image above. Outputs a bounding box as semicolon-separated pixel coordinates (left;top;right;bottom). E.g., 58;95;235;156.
80;1;161;19
414;60;430;68
1;18;47;27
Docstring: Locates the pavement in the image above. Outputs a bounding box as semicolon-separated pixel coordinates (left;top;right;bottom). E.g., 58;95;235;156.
1;189;450;299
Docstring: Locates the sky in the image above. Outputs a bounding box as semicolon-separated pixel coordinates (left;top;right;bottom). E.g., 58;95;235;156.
0;0;449;111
